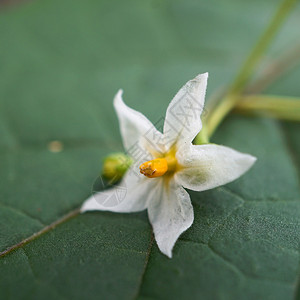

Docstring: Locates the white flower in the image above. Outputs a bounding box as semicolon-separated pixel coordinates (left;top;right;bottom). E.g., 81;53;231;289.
81;73;256;258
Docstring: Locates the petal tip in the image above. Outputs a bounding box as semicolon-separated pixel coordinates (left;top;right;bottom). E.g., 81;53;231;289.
249;154;257;165
113;89;124;105
80;203;89;213
195;72;208;81
80;198;94;213
80;195;105;213
239;153;257;174
80;206;86;213
160;246;173;258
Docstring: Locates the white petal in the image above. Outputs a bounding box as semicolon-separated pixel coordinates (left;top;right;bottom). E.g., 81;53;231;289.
163;73;208;150
81;170;159;213
175;144;257;191
114;90;165;160
147;179;194;258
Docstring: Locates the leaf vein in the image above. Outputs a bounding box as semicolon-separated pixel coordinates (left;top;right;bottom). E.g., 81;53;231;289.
0;202;45;227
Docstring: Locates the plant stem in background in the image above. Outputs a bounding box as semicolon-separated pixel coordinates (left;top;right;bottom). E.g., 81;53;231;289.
205;0;297;139
193;124;209;144
234;95;300;121
246;43;300;94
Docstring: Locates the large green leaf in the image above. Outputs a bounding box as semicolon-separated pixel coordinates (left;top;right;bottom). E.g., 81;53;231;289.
0;0;299;299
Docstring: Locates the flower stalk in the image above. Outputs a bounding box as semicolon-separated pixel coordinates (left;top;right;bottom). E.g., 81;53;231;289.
204;0;297;138
234;95;300;121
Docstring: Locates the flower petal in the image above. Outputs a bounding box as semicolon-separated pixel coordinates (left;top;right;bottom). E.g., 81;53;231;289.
147;179;194;258
163;73;208;150
81;170;158;213
114;90;164;159
175;144;257;191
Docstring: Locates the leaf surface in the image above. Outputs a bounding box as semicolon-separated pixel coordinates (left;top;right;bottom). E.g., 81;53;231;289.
0;0;300;299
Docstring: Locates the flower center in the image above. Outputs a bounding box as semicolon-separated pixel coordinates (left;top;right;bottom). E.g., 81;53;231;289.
139;151;177;178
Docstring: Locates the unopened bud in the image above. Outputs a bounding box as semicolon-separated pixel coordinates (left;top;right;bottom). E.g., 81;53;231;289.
102;152;133;183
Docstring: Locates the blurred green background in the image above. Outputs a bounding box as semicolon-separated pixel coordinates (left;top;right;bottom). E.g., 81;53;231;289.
0;0;300;299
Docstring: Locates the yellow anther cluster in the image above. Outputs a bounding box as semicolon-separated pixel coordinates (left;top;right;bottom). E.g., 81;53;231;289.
139;158;168;178
139;148;178;178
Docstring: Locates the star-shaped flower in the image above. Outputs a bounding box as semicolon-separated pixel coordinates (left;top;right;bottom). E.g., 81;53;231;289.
81;73;256;258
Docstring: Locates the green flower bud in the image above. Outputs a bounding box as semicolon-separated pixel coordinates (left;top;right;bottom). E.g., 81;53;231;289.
102;152;133;183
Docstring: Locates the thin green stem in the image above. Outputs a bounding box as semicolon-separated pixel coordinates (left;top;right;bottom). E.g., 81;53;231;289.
230;0;297;94
234;94;300;121
205;0;297;138
193;122;209;144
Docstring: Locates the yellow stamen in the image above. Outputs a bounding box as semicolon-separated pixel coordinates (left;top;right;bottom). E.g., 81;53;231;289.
139;148;178;178
139;158;168;178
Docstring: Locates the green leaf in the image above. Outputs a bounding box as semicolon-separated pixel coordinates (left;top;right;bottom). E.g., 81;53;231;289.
0;0;300;299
